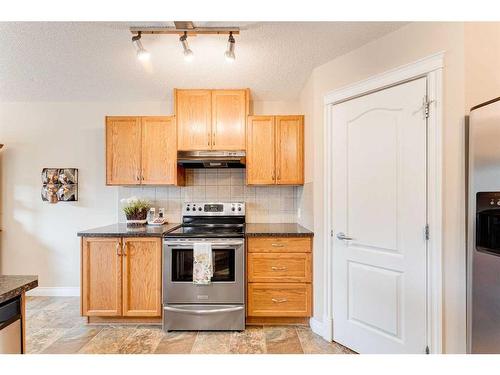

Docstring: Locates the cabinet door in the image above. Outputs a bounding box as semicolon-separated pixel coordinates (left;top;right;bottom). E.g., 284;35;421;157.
247;283;312;317
141;116;177;185
106;117;142;185
81;237;122;316
211;90;248;150
246;116;276;185
176;89;212;151
275;116;304;185
122;238;162;317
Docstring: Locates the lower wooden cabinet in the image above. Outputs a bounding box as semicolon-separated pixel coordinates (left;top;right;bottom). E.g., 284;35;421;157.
246;236;313;321
247;283;312;317
81;236;162;318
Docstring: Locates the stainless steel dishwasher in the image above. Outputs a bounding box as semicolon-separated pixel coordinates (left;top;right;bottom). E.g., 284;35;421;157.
0;296;22;354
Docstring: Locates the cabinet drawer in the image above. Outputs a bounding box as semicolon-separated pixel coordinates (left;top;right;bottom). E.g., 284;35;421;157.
248;253;311;283
247;237;311;253
247;283;311;317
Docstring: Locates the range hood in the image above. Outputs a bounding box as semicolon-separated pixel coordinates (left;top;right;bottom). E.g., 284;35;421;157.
177;151;246;169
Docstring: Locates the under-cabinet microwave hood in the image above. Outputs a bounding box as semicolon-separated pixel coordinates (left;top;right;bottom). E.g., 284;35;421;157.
177;151;246;168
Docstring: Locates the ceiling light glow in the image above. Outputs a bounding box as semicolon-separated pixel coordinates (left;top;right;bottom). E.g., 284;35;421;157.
180;32;194;62
132;32;150;61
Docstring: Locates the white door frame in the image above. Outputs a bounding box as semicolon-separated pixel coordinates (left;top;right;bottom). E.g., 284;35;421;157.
321;52;444;353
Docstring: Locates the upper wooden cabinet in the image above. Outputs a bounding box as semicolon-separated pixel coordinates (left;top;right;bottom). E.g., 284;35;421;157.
246;115;304;185
275;116;304;185
106;117;142;185
176;90;212;151
212;90;248;150
175;89;249;151
246;116;276;185
106;116;184;186
141;117;178;185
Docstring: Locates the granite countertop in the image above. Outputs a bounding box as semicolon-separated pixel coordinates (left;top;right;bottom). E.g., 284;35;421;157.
0;275;38;304
245;223;314;237
77;223;181;237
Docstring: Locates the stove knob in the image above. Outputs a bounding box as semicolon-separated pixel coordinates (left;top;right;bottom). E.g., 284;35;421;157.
198;207;202;211
231;207;235;211
186;207;190;211
238;207;242;211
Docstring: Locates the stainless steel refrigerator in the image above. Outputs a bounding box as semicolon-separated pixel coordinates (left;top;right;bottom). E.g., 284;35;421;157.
467;97;500;353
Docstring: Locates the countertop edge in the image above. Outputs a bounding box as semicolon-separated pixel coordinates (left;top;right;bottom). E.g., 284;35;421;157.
0;277;38;304
244;232;314;237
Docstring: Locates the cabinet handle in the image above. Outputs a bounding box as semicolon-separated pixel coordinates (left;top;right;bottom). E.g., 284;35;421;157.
271;266;287;271
136;175;140;181
272;298;288;303
272;172;275;181
116;242;121;256
208;133;210;147
122;242;127;256
271;243;285;247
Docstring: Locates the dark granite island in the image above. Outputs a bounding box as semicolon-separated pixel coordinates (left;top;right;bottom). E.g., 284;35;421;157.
0;275;38;353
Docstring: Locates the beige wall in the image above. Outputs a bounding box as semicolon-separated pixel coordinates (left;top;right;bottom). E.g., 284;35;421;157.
300;22;467;353
465;22;500;110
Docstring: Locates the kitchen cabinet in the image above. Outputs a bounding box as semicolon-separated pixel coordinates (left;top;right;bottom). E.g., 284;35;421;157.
106;117;142;185
81;237;162;318
175;89;249;151
176;89;212;151
246;116;276;184
122;238;162;317
246;236;312;322
81;237;122;316
246;115;304;185
106;116;184;186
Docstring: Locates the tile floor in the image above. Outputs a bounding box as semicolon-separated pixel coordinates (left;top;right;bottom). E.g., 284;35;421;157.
26;296;354;354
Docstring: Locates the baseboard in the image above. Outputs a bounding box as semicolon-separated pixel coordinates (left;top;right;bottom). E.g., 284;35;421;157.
310;316;333;342
26;287;80;297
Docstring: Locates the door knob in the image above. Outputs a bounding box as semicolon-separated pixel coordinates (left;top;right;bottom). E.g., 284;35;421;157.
336;232;353;241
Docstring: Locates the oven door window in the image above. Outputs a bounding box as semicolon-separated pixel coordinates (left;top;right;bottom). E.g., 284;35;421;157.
171;248;236;282
476;209;500;255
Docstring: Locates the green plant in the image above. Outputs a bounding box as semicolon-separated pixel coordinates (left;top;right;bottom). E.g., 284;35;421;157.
121;197;151;220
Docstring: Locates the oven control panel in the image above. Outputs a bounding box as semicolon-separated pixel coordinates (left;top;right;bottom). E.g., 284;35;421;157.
182;202;245;216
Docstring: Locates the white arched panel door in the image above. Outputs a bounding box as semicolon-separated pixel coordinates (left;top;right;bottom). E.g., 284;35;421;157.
331;77;428;353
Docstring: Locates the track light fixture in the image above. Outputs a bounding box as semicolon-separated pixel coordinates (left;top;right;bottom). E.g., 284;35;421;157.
132;32;150;61
179;32;194;62
130;24;240;63
224;31;236;62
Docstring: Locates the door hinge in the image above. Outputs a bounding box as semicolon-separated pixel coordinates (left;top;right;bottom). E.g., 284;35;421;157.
425;224;430;240
423;96;435;119
331;229;334;237
425;345;430;354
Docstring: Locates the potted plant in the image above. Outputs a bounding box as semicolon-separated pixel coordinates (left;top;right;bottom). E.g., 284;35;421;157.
121;196;151;227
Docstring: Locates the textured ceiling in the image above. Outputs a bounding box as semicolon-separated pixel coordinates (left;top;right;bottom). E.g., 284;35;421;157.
0;22;406;102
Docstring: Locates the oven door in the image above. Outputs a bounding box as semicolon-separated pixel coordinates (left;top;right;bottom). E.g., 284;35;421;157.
163;238;244;304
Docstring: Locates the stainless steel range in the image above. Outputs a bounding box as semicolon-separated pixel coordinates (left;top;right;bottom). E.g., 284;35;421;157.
163;202;245;331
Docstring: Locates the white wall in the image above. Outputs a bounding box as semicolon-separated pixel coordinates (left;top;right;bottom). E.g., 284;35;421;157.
0;101;168;287
299;22;467;353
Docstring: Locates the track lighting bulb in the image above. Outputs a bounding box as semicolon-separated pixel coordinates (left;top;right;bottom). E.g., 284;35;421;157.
180;32;194;62
132;32;150;61
225;32;236;62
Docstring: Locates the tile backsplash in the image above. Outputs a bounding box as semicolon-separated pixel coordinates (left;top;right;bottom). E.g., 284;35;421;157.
117;169;302;224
